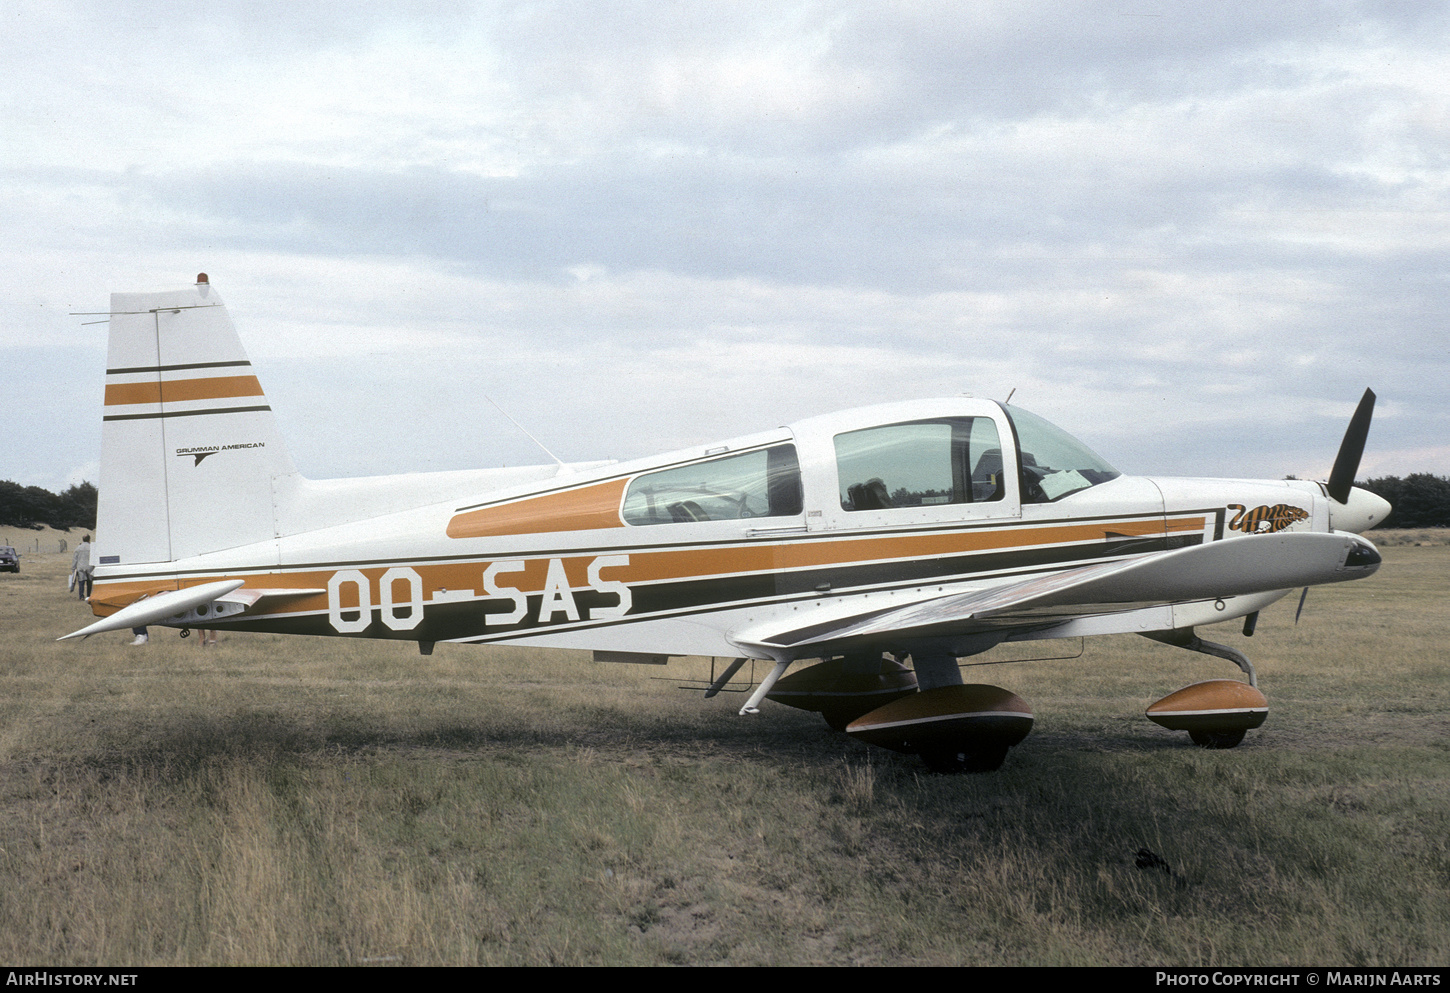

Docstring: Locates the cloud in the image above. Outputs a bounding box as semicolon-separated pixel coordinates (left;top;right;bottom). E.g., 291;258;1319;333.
3;0;1449;493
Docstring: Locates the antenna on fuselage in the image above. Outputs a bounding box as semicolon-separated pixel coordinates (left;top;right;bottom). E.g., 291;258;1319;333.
484;394;565;468
1004;388;1017;404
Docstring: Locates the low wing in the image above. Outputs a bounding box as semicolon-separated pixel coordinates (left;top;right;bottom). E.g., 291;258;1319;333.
731;531;1381;658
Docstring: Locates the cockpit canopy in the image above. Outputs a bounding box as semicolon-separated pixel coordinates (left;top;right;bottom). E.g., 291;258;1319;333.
828;402;1121;511
613;398;1123;529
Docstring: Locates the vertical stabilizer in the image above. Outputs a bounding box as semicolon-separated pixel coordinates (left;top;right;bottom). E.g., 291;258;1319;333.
97;276;297;566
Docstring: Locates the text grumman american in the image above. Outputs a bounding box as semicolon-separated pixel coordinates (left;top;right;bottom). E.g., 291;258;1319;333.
175;442;266;455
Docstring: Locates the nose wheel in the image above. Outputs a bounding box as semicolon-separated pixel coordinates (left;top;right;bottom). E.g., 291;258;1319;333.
918;742;1011;773
1188;729;1247;749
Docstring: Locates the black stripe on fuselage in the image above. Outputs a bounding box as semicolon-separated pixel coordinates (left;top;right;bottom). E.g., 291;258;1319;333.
217;531;1203;644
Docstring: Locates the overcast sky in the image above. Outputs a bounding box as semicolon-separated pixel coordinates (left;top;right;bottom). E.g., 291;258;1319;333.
4;1;1447;495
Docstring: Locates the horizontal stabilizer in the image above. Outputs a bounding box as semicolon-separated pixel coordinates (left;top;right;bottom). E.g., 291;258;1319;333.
734;531;1380;655
58;580;245;641
216;587;326;607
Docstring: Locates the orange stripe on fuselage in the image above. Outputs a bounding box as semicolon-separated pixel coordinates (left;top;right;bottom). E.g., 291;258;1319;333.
93;515;1207;617
86;580;180;617
615;516;1197;584
103;375;265;406
446;478;628;538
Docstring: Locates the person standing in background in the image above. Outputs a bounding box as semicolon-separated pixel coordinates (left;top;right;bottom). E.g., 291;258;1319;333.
71;535;93;601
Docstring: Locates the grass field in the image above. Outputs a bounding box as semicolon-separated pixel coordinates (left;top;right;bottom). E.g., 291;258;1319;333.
1;530;1446;965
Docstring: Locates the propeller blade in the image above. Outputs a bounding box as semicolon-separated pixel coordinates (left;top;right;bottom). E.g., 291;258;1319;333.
1327;388;1376;503
1294;587;1309;625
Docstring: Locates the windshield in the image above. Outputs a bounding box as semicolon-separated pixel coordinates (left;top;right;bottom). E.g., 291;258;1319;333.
1004;405;1120;502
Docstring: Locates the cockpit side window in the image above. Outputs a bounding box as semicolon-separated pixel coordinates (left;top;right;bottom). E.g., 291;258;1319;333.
622;444;803;525
1003;405;1120;503
834;418;1004;511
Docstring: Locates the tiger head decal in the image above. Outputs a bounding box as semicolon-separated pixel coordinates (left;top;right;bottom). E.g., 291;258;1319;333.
1227;503;1310;534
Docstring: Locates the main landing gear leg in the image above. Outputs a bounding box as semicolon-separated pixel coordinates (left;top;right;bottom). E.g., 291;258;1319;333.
739;660;791;715
1142;629;1267;749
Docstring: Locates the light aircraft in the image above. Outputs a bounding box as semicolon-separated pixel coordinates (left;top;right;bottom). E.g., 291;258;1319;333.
64;275;1391;772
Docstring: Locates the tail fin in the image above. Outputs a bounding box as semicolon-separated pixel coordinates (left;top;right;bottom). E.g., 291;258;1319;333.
96;275;297;566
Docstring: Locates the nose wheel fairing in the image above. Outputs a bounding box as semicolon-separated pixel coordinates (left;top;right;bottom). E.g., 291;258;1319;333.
1143;629;1268;748
1146;679;1267;742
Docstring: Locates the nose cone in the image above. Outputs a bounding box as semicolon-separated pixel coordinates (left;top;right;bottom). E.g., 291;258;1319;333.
1328;486;1391;533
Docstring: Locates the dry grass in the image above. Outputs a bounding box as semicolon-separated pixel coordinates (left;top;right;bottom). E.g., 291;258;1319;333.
1;541;1445;965
0;523;81;557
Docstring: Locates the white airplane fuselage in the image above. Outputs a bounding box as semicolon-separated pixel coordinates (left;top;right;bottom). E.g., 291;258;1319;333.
87;389;1378;663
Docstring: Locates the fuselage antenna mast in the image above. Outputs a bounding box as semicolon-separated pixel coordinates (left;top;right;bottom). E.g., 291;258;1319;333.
485;395;565;468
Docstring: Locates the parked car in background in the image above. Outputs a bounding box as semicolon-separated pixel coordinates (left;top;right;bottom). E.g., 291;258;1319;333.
0;546;19;573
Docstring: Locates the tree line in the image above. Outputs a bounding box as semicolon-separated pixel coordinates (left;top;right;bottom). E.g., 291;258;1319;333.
1358;475;1450;529
0;481;97;531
